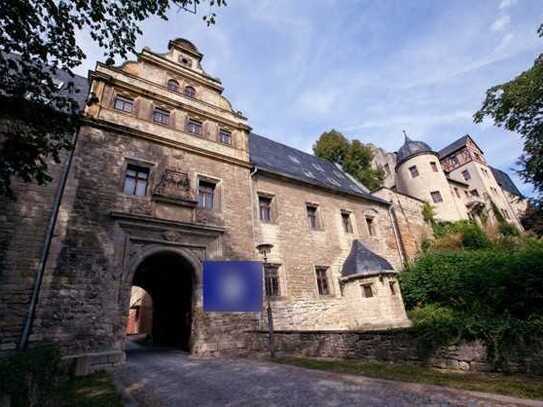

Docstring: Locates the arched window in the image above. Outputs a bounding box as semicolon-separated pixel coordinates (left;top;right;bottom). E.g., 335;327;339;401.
167;79;179;92
184;86;196;98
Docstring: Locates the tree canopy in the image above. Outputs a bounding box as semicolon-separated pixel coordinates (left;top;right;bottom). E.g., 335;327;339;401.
0;0;225;198
474;23;543;202
313;129;384;191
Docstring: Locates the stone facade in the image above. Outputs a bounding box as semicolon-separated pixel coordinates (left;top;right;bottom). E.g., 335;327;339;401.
0;38;412;368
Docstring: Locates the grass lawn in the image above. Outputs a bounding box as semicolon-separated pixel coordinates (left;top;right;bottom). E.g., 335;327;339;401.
54;372;123;407
274;357;543;401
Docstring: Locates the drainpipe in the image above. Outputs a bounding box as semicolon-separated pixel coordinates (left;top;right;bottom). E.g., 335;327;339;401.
18;128;79;351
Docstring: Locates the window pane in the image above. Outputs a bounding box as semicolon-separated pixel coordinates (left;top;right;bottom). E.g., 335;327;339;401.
366;217;375;236
198;181;215;209
135;180;147;196
219;130;232;145
123;177;136;195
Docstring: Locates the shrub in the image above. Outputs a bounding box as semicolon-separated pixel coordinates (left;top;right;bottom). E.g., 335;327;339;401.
498;222;520;237
430;220;490;250
0;345;64;407
400;243;543;371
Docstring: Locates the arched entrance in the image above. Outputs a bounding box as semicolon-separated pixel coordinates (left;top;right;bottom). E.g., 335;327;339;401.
129;251;195;350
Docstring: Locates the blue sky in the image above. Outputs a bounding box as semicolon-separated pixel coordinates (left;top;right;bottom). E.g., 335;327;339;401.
75;0;542;196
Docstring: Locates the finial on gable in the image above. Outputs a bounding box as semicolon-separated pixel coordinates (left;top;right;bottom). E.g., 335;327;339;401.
402;130;411;142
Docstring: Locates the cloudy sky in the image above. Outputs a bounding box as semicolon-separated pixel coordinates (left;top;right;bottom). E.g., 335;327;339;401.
75;0;542;196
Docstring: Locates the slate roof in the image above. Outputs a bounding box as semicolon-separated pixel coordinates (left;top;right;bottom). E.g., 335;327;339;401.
53;69;89;112
341;240;395;278
438;135;472;158
491;167;523;197
396;136;435;166
249;133;390;205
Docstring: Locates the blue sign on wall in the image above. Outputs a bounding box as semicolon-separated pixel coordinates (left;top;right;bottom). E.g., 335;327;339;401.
203;261;263;312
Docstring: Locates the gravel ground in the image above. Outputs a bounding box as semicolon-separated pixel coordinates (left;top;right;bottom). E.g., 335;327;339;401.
114;345;542;407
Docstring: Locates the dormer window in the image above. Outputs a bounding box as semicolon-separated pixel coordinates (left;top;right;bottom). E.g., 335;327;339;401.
186;118;202;135
179;56;193;67
184;86;196;98
167;79;179;92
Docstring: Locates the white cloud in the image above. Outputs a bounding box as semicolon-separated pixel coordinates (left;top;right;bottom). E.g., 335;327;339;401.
491;15;511;32
499;0;518;10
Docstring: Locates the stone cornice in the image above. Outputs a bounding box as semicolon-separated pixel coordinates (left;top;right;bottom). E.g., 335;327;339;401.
111;211;226;234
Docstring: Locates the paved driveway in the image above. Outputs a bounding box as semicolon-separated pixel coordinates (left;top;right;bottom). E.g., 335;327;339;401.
114;346;541;407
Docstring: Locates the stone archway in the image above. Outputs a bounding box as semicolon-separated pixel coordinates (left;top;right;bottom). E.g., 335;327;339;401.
128;249;197;350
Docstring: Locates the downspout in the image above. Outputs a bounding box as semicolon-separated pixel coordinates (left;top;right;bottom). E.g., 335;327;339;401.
388;204;406;268
248;166;260;330
18;128;79;351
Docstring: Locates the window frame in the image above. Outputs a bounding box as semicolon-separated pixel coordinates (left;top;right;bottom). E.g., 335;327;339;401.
264;264;281;298
408;165;419;178
315;266;331;296
430;190;443;203
197;179;216;209
184;85;196;98
462;169;471;181
123;164;150;197
361;283;374;298
365;215;376;237
219;129;232;145
341;211;353;233
152;107;170;126
389;280;397;295
430;162;438;172
258;195;273;223
306;204;320;230
114;95;134;113
167;79;179;92
186;118;203;136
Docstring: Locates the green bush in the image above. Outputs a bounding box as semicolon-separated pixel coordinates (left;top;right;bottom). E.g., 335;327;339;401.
499;222;520;237
400;242;543;371
430;220;490;250
0;345;63;407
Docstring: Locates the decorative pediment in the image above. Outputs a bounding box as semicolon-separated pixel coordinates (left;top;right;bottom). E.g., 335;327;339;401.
152;169;197;207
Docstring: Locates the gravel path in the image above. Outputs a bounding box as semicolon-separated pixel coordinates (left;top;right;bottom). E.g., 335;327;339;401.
114;346;542;407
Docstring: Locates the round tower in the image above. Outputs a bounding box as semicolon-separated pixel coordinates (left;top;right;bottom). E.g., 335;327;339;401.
396;135;464;222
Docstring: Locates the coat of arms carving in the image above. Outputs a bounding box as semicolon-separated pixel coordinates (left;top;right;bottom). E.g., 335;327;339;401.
152;169;194;202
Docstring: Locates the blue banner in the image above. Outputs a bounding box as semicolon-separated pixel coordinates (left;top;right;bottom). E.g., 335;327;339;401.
203;261;263;312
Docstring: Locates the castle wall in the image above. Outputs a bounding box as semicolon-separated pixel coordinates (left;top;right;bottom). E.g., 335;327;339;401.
252;174;409;330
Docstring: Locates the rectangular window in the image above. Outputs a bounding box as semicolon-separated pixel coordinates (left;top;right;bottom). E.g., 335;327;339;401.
123;164;149;196
365;216;375;236
482;168;489;177
307;205;319;230
450;155;459;166
315;267;330;296
264;265;280;297
152;108;170;125
462;169;471;181
361;284;374;298
454;187;460;198
470;189;479;197
186;118;202;135
259;196;273;223
341;211;353;233
219;129;232;145
409;165;419;178
114;96;133;113
431;191;443;203
198;180;215;209
389;281;397;295
464;190;470;197
430;162;438;172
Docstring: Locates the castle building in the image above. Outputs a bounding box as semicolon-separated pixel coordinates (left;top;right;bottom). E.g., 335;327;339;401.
1;39;413;372
373;135;527;229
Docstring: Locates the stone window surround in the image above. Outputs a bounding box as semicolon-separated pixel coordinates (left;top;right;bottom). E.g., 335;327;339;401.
120;158;156;197
196;173;222;212
341;209;354;234
314;265;333;297
257;192;276;224
152;106;170;126
264;263;284;299
364;209;378;238
430;190;443;203
361;283;375;298
218;128;232;145
306;202;324;231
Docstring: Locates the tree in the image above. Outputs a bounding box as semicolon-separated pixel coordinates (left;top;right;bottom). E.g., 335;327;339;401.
521;201;543;237
0;0;225;198
313;129;384;191
474;23;543;202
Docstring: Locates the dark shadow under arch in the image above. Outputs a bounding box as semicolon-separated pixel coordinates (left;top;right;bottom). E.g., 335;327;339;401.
131;251;194;350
